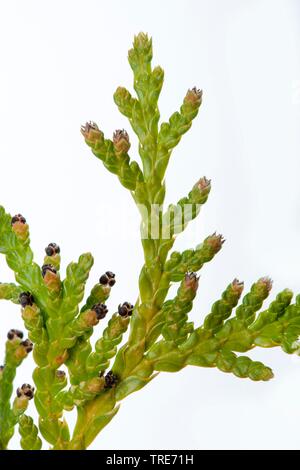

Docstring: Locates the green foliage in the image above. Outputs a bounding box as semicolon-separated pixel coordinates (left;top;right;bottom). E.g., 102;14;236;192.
0;32;298;450
18;415;42;450
0;333;33;449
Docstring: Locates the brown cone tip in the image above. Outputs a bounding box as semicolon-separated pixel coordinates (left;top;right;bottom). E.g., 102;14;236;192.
104;370;119;389
81;121;103;143
19;292;34;308
45;243;60;256
258;276;273;293
113;129;130;154
232;278;244;294
91;303;108;320
113;129;129;142
20;339;33;353
81;121;98;135
185;87;203;105
11;214;26;225
207;233;225;252
7;329;24;340
118;302;134;317
99;271;116;287
197;176;211;192
184;272;199;291
42;264;57;278
56;370;66;379
17;383;34;399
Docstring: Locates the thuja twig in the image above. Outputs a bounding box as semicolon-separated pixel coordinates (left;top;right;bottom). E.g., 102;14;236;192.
0;33;299;450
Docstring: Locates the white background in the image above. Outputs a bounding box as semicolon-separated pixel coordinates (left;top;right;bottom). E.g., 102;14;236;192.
0;0;300;450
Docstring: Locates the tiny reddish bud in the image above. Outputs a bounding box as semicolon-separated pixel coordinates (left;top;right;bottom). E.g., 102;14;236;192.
81;121;104;144
206;233;225;253
256;277;273;297
258;277;273;292
184;272;199;292
113;129;131;155
197;176;211;193
184;87;202;106
232;278;244;296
